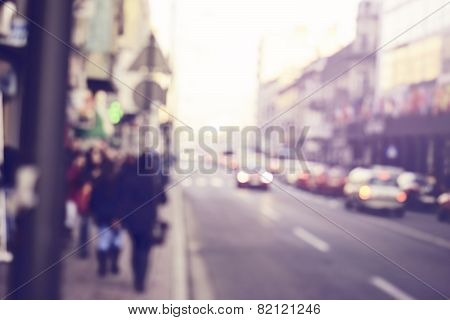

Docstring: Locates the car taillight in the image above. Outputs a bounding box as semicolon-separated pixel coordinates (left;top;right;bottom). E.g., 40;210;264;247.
299;172;309;180
396;191;407;203
359;185;371;200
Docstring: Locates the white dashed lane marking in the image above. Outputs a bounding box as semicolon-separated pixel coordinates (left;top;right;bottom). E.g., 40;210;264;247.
370;276;414;300
261;206;280;222
293;227;330;252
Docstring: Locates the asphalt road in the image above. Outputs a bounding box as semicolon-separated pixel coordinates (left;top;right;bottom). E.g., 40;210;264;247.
175;169;450;300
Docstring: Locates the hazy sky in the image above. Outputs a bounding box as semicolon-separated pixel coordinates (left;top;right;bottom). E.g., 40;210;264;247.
149;0;361;129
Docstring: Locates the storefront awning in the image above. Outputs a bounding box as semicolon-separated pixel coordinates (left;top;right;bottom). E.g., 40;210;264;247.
87;78;116;93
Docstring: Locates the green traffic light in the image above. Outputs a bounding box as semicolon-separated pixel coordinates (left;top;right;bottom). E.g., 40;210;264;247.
108;101;123;124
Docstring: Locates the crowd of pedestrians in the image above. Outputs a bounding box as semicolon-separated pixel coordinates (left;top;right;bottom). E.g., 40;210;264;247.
65;140;168;293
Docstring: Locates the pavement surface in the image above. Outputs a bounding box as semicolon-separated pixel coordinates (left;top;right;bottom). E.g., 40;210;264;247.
61;193;178;299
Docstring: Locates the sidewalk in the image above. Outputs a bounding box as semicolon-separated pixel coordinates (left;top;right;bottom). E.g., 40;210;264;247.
62;187;182;300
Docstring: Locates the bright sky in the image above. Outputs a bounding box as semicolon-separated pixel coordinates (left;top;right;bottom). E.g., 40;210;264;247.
149;0;361;129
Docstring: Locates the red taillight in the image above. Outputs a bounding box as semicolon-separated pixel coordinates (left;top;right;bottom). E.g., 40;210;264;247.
396;192;407;203
299;172;310;180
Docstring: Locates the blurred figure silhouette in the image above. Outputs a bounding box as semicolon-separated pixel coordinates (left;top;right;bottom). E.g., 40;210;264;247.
90;154;123;277
118;151;165;292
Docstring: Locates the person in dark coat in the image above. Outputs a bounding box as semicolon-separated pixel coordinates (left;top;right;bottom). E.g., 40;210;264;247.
118;152;165;292
90;158;122;277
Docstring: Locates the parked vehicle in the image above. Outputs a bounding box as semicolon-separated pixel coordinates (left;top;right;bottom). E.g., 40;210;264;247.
437;192;450;222
371;165;404;177
304;162;328;193
294;169;310;189
322;166;348;196
397;172;437;209
287;162;326;191
344;166;407;217
343;167;372;205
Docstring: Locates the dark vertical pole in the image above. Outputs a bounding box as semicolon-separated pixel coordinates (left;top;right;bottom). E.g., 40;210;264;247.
9;0;73;299
145;34;155;111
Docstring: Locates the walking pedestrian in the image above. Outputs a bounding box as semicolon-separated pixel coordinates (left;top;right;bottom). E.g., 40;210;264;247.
90;156;123;277
118;151;165;292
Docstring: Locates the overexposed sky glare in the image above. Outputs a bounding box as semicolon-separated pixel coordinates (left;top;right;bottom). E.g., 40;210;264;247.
149;0;361;129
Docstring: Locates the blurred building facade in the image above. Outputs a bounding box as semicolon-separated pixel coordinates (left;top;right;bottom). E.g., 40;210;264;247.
324;0;380;165
68;0;172;153
0;0;173;173
257;0;379;163
256;0;450;185
256;78;280;155
347;0;450;186
0;0;27;149
68;0;123;141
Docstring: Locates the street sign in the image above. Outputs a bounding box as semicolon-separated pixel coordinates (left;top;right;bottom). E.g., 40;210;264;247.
133;80;167;110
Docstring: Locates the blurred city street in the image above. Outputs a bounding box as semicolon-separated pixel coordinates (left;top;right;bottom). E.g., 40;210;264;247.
28;166;448;300
177;169;450;300
1;0;450;301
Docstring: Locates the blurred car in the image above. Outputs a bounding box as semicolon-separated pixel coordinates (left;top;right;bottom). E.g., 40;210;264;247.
344;166;407;217
343;167;372;202
286;162;325;191
372;165;404;177
295;170;310;189
437;192;450;222
397;172;437;209
304;162;328;193
322;166;348;196
236;167;273;190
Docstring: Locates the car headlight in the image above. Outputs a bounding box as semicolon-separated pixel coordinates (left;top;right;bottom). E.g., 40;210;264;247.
237;171;249;183
260;171;273;184
359;185;371;200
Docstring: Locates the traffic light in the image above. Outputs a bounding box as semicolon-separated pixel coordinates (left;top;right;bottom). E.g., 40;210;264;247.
108;100;123;124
